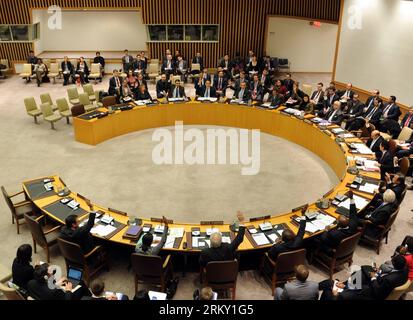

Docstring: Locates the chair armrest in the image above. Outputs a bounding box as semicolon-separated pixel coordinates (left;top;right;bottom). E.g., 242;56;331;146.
264;252;276;267
35;215;46;222
44;225;61;235
9;190;24;198
14;201;33;208
163;255;171;269
84;246;102;259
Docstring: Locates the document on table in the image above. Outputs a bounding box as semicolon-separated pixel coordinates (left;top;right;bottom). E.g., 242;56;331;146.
339;195;369;211
198;97;218;102
317;214;336;226
359;183;379;194
305;222;320;233
91;224;117;237
151;235;162;247
252;233;270;246
267;233;279;243
353;143;374;155
164;236;176;249
222;236;231;244
169;227;184;238
360;159;380;172
261;102;272;108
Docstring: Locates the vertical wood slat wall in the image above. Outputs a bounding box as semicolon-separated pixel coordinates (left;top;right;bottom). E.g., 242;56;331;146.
0;0;340;67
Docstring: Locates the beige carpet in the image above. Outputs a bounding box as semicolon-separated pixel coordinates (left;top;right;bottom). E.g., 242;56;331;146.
1;73;412;300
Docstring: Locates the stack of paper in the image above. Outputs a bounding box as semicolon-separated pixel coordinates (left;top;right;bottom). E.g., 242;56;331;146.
169;228;184;238
284;108;302;116
267;233;279;243
359;183;379;194
91;224;117;237
261;102;272;108
353;143;374;155
339;195;369;211
164;236;176;249
222;236;231;244
151;235;162;247
252;233;270;246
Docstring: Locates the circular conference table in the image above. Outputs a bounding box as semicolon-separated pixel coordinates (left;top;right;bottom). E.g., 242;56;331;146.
22;101;381;254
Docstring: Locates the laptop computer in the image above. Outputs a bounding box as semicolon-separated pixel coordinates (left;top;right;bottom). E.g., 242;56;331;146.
67;267;83;287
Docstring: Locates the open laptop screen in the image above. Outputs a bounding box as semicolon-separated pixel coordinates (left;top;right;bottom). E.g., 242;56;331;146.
68;267;83;281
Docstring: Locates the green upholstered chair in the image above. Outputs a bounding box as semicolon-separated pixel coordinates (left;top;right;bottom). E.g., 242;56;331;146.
82;83;96;101
40;93;58;111
67;87;80;105
78;93;96;112
40;103;62;130
95;90;103;108
24;97;42;124
87;64;101;84
48;63;60;84
20;63;32;81
56;98;72;124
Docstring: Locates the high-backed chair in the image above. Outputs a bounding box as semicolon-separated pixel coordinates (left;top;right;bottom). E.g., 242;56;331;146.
1;186;36;234
0;59;10;78
95;90;103;108
260;249;307;296
398;127;413;142
57;238;108;286
301;84;313;97
88;64;101;84
24;97;42;124
78;93;96;112
386;280;412;300
40;103;62;130
48;63;60;84
399;157;410;177
102;96;117;108
130;253;173;294
190;63;201;82
40;93;58;111
389;139;398;156
0;276;26;300
24;214;60;263
67;87;80;105
20;64;32;81
56;98;72;124
147;63;159;83
360;208;399;254
56;58;64;74
312;232;362;278
204;260;239;300
71;104;86;117
82;84;96;101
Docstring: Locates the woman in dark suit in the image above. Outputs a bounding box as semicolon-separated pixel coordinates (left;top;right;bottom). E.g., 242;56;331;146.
135;84;153;101
76;57;89;84
12;244;34;291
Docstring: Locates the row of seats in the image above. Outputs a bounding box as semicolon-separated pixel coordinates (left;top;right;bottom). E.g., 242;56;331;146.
23;84;101;129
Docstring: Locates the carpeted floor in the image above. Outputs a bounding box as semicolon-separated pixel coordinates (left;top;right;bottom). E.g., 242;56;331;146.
1;73;412;300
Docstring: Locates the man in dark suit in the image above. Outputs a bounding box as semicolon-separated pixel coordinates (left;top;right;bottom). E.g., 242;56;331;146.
268;208;307;261
268;89;284;108
161;54;175;80
343;93;365;129
198;80;217;99
61;56;74;86
379;96;402;134
363;189;397;239
93;52;105;82
168;79;187;99
324;101;344;125
260;68;273;96
156;74;171;99
275;265;319;300
192;52;204;71
366;130;385;158
338;83;355;102
376;140;396;180
400;106;413;130
249;74;264;101
320;87;340;117
310;83;325;111
365;89;381;110
233;82;251;102
233;71;249;92
283;73;295;93
122;49;134;73
60;211;96;254
108;70;123;97
219;54;233;77
347;98;383;131
315;191;359;256
199;212;246;267
215;71;228;98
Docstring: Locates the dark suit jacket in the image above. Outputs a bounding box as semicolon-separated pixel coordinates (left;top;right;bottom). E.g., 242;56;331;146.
168;85;186;98
363;106;383;123
323;94;340;109
199;226;246;267
93;56;105;68
319;203;358;250
61;61;74;74
12;259;34;290
369;268;409;300
401;113;413;129
345;101;365;118
378;151;395;177
366;136;384;156
108;76;123;96
249;81;264;99
136;90;152;100
234;87;251;102
382;103;401;121
269;95;284;108
76;62;89;75
156;80;171;98
324;109;344;125
214;77;228;92
199;86;217;98
192;56;204;70
367;202;396;226
268;220;306;261
60;212;96;254
310;90;325;104
339;89;355;100
161;60;175;73
28;279;73;300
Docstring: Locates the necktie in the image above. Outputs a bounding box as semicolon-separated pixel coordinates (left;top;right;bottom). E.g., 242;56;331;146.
329;111;336;122
239;90;244;100
115;77;120;88
219;78;222;90
405;114;413;127
174;87;178;98
384;104;393;117
206;88;210;98
315;91;320;103
366;107;376;120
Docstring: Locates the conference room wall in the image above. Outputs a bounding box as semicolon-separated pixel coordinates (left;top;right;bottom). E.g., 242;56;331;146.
334;0;413;107
265;17;338;73
32;9;147;52
0;0;341;68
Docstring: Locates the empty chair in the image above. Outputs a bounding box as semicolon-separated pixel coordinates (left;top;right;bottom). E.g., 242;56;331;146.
24;97;42;124
40;93;58;111
102;96;117;108
82;84;96;101
147;63;159;83
40;103;62;130
312;232;362;278
56;58;63;73
69;58;78;69
1;186;37;234
88;64;101;84
204;260;239;300
360;208;399;254
78;93;96;112
131;253;173;294
24;214;60;263
71;104;86;117
400;157;410;177
57;238;108;285
48;63;60;84
398;127;413;142
95;90;103;108
67;87;80;105
0;59;10;78
56;98;72;124
20;64;32;81
278;58;290;72
260;249;307;296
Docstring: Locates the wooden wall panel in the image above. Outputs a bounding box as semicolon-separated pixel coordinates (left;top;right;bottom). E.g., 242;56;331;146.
0;0;340;67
